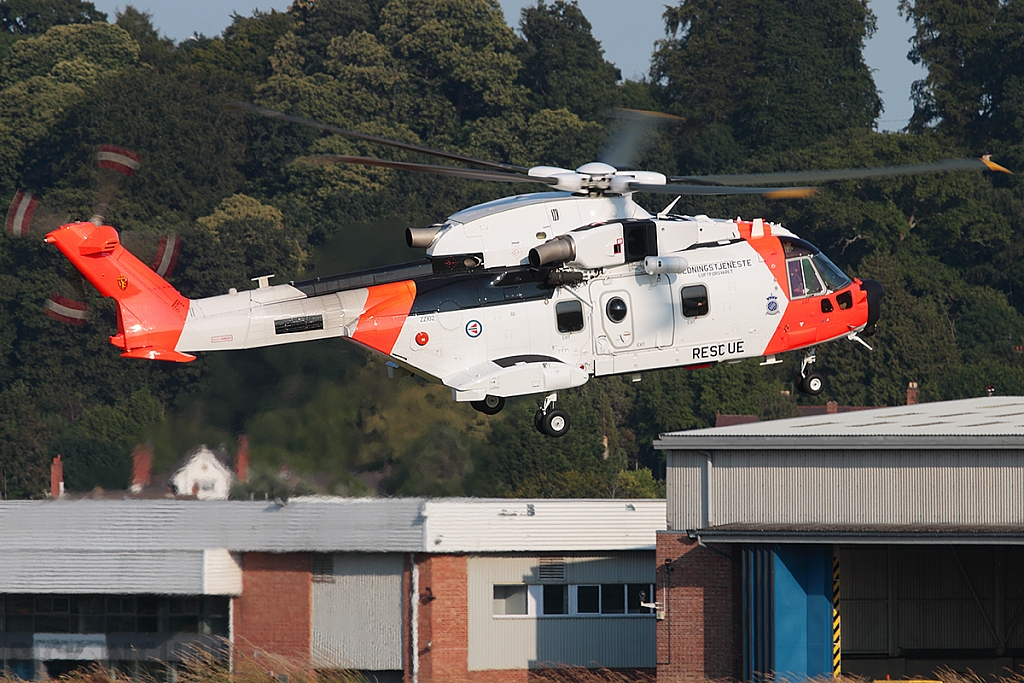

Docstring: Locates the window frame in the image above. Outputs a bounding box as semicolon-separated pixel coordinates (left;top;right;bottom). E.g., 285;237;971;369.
681;284;710;318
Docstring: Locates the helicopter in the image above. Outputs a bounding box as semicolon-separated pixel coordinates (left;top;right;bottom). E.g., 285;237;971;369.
44;104;1011;437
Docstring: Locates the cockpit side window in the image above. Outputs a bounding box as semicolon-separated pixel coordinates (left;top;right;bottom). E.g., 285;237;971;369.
781;237;851;298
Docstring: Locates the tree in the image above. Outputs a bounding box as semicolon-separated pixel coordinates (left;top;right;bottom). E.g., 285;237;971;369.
652;0;881;154
0;0;106;35
516;0;620;120
901;0;1024;149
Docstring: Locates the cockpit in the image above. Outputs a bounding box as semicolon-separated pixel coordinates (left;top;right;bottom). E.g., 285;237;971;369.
781;237;852;301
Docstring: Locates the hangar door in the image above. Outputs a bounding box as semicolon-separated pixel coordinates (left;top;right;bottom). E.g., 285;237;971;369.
837;545;1024;677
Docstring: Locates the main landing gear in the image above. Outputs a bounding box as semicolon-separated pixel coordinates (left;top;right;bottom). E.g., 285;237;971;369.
470;395;505;415
797;348;825;396
534;392;570;438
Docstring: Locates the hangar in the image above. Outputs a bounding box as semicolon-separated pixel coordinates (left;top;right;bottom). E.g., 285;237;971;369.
654;395;1024;682
0;497;663;681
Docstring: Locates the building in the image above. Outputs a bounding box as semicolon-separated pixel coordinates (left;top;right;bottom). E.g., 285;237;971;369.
654;396;1024;681
0;497;664;681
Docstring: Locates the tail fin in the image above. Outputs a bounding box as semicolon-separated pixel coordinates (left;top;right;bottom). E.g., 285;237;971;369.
46;221;195;362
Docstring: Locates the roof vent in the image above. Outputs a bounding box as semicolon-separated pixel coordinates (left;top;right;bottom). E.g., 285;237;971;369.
539;557;565;582
312;553;335;583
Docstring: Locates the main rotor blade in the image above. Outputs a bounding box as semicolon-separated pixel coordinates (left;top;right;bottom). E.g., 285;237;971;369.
599;108;683;169
304;155;558;186
228;102;530;174
670;156;1012;186
630;182;818;199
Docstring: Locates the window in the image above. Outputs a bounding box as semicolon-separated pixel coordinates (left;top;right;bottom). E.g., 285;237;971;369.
577;585;600;613
543;584;567;615
606;297;627;323
821;297;833;313
836;291;853;310
601;584;625;614
681;285;709;318
493;585;528;615
555;300;584;333
534;584;655;617
312;554;335;583
624;221;657;261
0;594;230;636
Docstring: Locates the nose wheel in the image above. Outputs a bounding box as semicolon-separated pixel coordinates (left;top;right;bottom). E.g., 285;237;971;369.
534;392;571;438
797;349;825;396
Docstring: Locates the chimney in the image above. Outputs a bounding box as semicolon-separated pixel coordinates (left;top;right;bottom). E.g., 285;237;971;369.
50;455;64;498
826;401;838;414
236;435;250;483
907;381;919;406
130;444;152;493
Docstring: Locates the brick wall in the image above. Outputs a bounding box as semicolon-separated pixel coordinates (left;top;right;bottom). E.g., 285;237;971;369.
656;531;742;681
416;554;469;682
233;552;312;665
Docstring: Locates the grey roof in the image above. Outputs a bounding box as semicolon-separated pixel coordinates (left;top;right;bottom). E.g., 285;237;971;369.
686;523;1024;545
0;497;667;553
655;396;1024;450
0;498;427;552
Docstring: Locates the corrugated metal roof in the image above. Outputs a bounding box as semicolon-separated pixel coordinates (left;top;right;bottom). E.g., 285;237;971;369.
0;498;666;553
0;498;426;552
422;499;666;552
656;396;1024;449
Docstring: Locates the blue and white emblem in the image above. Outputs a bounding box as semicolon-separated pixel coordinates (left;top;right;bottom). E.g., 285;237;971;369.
465;319;483;337
766;294;779;315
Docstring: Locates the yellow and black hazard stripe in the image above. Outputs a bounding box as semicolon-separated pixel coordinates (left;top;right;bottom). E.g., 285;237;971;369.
832;554;841;677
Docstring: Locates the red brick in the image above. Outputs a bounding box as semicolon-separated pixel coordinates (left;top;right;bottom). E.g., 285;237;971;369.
233;552;312;665
656;532;742;682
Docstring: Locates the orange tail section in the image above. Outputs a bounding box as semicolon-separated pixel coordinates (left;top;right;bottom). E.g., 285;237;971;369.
46;221;195;362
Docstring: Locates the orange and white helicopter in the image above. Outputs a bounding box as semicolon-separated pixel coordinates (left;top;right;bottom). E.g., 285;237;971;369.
45;105;1010;436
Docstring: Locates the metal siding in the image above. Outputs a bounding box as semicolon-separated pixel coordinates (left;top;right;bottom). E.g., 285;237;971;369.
311;553;404;670
0;551;204;593
0;498;426;552
467;555;655;670
666;453;703;531
423;500;665;552
668;449;1024;527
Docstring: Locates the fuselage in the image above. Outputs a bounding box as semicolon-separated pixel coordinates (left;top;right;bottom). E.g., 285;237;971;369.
46;192;880;401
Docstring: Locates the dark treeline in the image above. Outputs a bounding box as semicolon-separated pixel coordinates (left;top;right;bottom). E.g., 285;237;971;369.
0;0;1022;499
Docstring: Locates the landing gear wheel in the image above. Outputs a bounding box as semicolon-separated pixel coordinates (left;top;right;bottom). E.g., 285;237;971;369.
534;409;545;431
471;395;505;415
800;372;825;396
540;409;571;438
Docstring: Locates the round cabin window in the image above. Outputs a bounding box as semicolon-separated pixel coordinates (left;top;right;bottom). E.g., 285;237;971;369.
606;297;628;323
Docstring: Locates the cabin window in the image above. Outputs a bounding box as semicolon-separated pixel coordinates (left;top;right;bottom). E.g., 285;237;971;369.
556;300;584;333
681;285;709;318
836;291;853;310
821;297;834;313
606;297;628;323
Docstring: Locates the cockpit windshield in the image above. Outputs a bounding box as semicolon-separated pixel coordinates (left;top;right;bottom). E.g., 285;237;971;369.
780;238;852;299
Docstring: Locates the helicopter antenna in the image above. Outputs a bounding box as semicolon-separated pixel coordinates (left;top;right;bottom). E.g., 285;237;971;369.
657;196;682;218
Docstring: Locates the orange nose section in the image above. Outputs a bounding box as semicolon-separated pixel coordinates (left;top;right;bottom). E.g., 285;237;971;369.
46;222;194;362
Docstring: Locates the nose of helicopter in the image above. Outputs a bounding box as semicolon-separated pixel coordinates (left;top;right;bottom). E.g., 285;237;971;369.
860;278;884;335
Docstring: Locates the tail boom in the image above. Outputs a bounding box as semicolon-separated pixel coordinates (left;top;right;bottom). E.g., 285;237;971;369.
46;222;194;362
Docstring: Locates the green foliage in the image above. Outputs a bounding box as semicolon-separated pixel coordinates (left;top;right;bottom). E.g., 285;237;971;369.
0;0;1023;501
653;0;881;153
516;0;620;120
0;0;106;35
